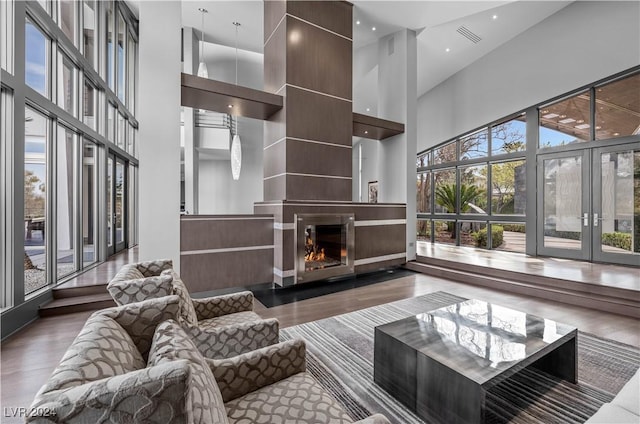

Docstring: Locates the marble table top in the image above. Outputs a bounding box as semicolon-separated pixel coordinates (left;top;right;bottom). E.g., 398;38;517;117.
376;299;577;386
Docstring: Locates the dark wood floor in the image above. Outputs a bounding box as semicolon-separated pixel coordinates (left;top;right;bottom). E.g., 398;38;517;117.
2;251;639;418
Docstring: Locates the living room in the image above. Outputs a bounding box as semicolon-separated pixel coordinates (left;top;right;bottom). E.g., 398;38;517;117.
1;0;639;422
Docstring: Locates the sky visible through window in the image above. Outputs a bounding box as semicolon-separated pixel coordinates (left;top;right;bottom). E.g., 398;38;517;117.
25;20;47;96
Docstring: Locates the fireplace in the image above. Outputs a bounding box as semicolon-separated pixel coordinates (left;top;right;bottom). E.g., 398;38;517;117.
294;213;355;284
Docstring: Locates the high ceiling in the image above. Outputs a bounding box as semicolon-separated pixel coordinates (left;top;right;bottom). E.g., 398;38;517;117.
131;1;573;98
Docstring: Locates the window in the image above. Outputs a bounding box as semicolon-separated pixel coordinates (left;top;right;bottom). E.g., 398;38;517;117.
82;140;97;267
82;0;97;69
491;160;526;215
1;88;13;309
24;106;49;294
127;33;136;112
433;169;456;214
57;52;77;116
433;141;456;165
595;73;640;140
417;172;431;214
106;1;115;91
1;0;13;73
459;164;488;214
539;91;591;148
117;11;126;103
491;115;526;156
127;121;135;155
83;78;96;129
25;18;49;98
117;112;126;149
107;103;115;142
459;129;488;161
57;0;77;45
56;125;77;278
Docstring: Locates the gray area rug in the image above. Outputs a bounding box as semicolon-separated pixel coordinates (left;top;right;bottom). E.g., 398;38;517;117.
280;291;640;424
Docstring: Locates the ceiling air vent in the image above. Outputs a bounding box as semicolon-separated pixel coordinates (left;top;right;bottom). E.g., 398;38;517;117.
457;26;482;44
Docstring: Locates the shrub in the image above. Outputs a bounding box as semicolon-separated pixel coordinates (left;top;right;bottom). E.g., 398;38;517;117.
502;224;526;233
601;232;632;251
473;225;504;249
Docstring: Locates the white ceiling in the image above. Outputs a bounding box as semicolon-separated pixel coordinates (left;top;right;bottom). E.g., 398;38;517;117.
133;1;573;99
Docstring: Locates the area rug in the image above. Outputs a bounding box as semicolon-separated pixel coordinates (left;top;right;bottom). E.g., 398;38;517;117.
280;291;640;424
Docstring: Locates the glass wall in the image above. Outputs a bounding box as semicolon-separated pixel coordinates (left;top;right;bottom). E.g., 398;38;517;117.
1;0;138;319
417;113;527;253
24;106;48;294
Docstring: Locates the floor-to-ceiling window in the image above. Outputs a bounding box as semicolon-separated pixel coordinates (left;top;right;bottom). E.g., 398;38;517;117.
417;70;639;266
417;114;527;253
0;0;139;331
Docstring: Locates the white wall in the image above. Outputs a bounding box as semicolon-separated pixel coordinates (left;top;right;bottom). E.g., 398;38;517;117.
195;43;264;215
198;117;263;214
352;138;380;203
418;1;640;150
138;1;182;268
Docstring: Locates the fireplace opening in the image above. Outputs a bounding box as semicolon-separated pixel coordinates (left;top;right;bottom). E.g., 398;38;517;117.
304;224;344;271
295;213;354;284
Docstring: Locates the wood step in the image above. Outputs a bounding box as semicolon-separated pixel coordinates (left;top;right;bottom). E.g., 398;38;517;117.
52;283;108;299
39;293;115;317
405;261;640;318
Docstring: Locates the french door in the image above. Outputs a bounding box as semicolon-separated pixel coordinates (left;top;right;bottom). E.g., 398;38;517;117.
537;142;640;266
107;153;127;256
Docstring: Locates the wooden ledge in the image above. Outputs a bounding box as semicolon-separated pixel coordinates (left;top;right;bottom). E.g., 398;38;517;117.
353;113;405;140
181;73;283;120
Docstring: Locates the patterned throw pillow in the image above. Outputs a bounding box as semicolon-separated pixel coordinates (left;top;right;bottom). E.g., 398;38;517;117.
95;295;181;361
37;314;145;395
161;269;199;326
107;274;174;305
148;320;230;424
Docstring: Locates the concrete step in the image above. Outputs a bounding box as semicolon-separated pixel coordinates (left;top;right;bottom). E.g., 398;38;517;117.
39;293;115;317
405;261;640;318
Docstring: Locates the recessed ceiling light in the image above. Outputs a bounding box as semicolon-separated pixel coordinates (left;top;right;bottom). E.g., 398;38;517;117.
366;108;370;112
228;104;233;108
595;126;602;130
492;15;498;20
445;48;450;52
576;119;584;123
372;27;376;31
613;132;620;136
364;130;369;134
356;20;360;25
559;115;567;119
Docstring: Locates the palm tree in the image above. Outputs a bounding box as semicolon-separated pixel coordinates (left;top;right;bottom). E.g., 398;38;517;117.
435;183;482;238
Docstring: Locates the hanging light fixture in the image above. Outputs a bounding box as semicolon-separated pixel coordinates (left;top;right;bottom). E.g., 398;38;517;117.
230;21;242;181
197;8;209;78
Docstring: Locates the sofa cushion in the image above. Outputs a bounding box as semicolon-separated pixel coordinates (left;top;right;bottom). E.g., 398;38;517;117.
37;314;145;395
111;265;145;282
135;259;173;277
586;402;639;423
94;295;181;361
199;311;263;329
611;370;640;415
107;274;174;306
148;319;229;424
29;361;192;423
224;372;352;424
161;269;199;327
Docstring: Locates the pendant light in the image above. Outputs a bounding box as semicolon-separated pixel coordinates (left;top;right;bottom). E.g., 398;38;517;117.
230;21;242;181
197;8;208;78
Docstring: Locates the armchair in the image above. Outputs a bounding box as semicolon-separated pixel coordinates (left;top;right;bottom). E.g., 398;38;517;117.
107;260;279;359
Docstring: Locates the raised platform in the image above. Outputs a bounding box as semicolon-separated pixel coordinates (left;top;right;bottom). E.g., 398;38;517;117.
407;243;640;318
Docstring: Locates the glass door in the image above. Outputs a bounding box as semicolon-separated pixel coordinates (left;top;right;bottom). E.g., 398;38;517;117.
593;143;640;265
107;153;127;256
537;150;591;260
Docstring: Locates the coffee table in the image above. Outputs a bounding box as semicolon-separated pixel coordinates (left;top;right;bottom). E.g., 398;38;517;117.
374;299;577;424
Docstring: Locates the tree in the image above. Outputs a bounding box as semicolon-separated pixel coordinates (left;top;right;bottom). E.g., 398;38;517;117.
24;170;45;218
435;183;482;238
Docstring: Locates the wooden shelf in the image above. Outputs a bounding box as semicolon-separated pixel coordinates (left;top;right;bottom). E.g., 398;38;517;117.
352;112;405;140
181;73;283;120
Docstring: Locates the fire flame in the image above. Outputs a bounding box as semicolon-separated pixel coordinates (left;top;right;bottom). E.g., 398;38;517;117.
305;235;326;262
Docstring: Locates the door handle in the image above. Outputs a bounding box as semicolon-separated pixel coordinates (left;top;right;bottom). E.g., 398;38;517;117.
593;213;605;227
581;213;589;227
